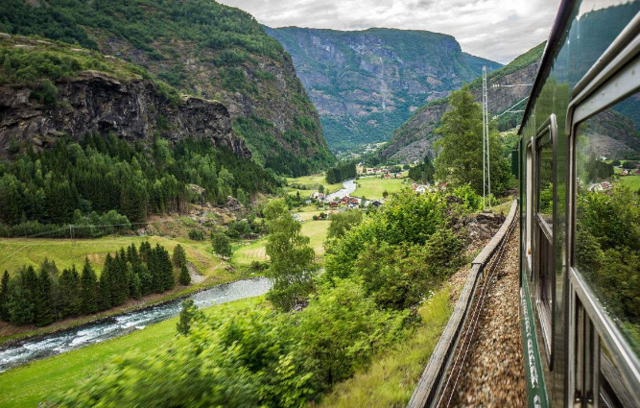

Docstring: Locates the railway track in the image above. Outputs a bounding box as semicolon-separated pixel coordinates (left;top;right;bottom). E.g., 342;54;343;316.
408;200;522;408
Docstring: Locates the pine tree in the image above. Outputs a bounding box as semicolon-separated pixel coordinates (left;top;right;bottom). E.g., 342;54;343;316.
179;264;191;286
7;272;34;325
158;245;175;292
97;266;112;311
0;271;10;321
58;268;75;318
176;299;202;335
110;252;129;306
137;262;153;296
69;265;81;316
172;244;187;268
81;258;98;314
35;266;54;326
131;273;142;300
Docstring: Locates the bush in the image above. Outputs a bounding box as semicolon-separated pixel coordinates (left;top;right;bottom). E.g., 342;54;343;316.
188;229;205;241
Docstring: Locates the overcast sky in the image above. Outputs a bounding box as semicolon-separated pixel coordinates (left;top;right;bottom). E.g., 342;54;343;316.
217;0;560;64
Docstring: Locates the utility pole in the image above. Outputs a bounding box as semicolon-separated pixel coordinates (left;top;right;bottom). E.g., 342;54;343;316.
482;67;486;210
482;66;491;210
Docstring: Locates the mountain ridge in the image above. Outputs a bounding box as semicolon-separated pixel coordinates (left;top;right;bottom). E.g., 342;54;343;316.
265;26;502;152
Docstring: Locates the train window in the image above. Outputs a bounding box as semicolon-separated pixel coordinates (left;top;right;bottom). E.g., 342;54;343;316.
525;141;534;277
534;115;557;364
574;92;640;361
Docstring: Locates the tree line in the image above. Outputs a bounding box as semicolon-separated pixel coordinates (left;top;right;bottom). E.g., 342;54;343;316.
0;242;189;327
325;161;357;184
0;134;278;232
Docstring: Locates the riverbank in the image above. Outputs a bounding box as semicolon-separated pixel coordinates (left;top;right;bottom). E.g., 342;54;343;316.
0;296;265;408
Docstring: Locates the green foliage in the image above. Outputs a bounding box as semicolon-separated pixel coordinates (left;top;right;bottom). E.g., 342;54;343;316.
176;299;201;335
325;191;448;281
0;241;175;326
179;264;191;286
211;232;233;259
434;87;512;195
29;79;59;105
576;186;640;344
0;135;277;230
451;184;483;212
171;244;187;268
325;162;357;184
327;209;363;239
59;279;408;407
264;199;316;311
408;155;435;184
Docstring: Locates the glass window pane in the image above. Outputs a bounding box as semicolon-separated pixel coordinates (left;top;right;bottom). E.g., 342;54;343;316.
537;133;554;226
575;91;640;359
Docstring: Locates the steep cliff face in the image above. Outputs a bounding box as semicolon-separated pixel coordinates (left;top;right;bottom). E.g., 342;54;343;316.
0;0;334;175
0;35;249;159
380;43;544;163
265;27;502;152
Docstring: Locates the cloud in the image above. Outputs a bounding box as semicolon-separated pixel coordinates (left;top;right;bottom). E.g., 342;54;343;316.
217;0;559;63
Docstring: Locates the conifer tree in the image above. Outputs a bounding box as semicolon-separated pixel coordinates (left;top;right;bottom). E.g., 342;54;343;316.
35;266;54;326
58;268;75;318
7;271;34;324
137;262;153;296
179;264;191;286
131;273;142;300
172;244;187;268
97;267;112;311
69;265;81;316
81;258;98;314
0;271;10;321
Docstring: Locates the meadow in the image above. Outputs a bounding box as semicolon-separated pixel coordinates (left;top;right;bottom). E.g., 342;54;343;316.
0;297;262;408
233;219;330;265
286;174;343;196
0;235;223;278
352;177;405;199
619;175;640;191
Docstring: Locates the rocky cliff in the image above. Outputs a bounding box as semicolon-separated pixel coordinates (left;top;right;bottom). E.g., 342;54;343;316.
265;27;501;153
0;35;250;159
380;43;545;163
0;0;333;175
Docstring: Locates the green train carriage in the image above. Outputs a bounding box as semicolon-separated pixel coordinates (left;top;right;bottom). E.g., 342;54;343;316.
518;0;640;406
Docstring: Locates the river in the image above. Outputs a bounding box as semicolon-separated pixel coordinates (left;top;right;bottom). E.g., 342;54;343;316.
0;277;272;372
325;178;357;201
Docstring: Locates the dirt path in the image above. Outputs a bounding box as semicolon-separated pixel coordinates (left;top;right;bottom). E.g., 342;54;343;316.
451;224;526;407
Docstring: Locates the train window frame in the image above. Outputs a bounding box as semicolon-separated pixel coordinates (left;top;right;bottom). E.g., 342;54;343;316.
566;13;640;404
533;115;557;368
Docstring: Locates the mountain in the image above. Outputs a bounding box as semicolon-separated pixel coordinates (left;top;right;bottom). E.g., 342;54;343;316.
379;42;545;163
0;0;334;176
265;27;501;153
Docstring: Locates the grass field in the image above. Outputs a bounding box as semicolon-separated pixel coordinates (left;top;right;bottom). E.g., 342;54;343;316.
286;174;342;195
0;236;223;278
619;175;640;191
233;220;330;265
0;297;262;408
352;177;405;199
318;287;452;408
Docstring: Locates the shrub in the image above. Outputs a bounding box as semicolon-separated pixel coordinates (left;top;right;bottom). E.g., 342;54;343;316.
188;229;205;241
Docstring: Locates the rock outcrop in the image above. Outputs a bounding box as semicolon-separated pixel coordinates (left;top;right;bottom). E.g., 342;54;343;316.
0;70;250;158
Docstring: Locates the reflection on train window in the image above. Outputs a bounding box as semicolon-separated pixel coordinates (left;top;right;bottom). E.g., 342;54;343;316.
534;118;556;362
574;92;640;360
537;132;554;225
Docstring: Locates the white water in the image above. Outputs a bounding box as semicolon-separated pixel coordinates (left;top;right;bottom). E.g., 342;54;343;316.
0;277;271;372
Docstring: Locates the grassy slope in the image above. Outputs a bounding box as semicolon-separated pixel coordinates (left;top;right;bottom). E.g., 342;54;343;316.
317;288;451;407
0;297;262;408
352;178;405;199
0;236;222;277
233;220;330;265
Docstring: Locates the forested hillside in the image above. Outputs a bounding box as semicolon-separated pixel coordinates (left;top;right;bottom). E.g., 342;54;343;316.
266;27;501;152
0;0;334;175
379;42;545;163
